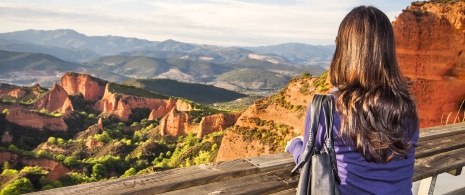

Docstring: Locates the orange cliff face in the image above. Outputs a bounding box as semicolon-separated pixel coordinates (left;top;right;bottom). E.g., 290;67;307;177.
158;108;241;137
32;82;74;113
5;109;67;131
159;108;193;136
197;113;241;138
216;76;330;161
393;1;465;127
61;72;107;101
94;83;177;121
21;158;71;181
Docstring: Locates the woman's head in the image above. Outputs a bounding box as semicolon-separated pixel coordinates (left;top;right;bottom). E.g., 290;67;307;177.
328;6;418;163
330;6;400;90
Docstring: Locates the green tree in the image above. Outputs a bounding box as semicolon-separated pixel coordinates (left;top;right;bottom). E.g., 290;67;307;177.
64;156;78;167
1;169;18;175
91;164;106;180
211;143;218;152
57;138;66;145
20;166;48;175
301;72;311;77
39;108;49;114
94;131;111;142
121;167;137;178
36;150;52;158
0;178;34;195
193;151;211;165
55;154;66;161
3;161;12;169
47;137;57;145
7;144;21;154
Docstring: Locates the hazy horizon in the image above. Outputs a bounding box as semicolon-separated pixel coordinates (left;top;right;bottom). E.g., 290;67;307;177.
0;0;415;47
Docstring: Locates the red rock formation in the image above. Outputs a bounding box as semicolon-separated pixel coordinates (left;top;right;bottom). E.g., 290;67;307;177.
94;83;177;121
159;108;192;136
197;113;241;138
0;151;18;165
0;84;45;112
393;1;465;127
0;151;69;181
216;131;272;161
21;158;70;181
148;106;169;120
60;72;107;101
0;102;22;113
176;99;193;111
0;83;43;99
32;82;74;113
5;109;67;131
216;77;329;161
86;138;104;149
97;118;103;130
1;131;13;144
235;77;325;135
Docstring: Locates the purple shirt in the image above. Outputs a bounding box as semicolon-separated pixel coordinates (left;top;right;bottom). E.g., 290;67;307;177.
287;98;419;195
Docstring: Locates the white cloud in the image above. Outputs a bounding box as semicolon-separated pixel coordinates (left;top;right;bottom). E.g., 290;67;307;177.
0;0;411;46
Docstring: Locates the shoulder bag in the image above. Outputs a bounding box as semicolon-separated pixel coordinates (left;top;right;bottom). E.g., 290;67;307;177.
290;94;341;195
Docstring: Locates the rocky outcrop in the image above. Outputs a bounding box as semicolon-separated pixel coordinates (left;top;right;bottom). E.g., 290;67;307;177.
216;131;272;162
0;84;45;112
159;108;193;136
0;83;44;99
148;106;169;120
0;150;18;164
176;99;193;111
1;131;13;144
197;113;241;138
32;82;74;113
0;151;69;181
5;109;67;131
94;83;177;121
86;138;104;149
216;76;329;161
393;1;465;127
235;77;326;136
21;158;70;181
61;72;107;101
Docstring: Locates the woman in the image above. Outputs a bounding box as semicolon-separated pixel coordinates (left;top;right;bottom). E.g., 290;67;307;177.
285;6;419;194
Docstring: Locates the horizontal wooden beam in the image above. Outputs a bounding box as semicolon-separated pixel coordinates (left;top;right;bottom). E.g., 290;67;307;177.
27;122;465;195
419;122;465;141
413;147;465;181
159;168;298;195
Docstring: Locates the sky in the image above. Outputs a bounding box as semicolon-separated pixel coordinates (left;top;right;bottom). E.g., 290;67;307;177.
0;0;415;47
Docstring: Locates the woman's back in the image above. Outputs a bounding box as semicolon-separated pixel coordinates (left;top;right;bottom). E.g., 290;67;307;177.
328;110;418;194
286;5;420;194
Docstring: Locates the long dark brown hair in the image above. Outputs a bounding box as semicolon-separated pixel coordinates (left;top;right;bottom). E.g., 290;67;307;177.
329;6;418;163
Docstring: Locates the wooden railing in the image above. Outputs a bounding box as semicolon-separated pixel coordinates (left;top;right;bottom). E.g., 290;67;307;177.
28;122;465;195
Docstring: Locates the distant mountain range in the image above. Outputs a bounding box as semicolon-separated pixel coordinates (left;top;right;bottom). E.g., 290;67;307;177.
0;29;332;93
0;29;334;66
0;50;128;87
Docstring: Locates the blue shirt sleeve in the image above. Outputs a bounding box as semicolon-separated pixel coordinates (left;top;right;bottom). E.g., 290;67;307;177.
287;102;327;164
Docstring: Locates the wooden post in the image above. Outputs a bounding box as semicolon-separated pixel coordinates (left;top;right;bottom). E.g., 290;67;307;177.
417;175;437;195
